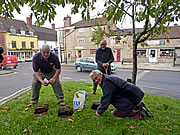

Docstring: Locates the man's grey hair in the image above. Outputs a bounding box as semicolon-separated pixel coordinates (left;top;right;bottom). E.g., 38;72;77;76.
89;70;102;78
101;40;107;44
41;44;50;50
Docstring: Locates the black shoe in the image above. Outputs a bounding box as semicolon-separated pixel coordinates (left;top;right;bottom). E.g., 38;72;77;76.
138;102;152;118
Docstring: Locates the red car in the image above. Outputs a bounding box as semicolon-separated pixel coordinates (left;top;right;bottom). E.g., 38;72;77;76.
0;55;18;70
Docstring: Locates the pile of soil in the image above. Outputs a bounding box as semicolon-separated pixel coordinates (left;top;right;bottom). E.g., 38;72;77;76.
91;102;100;110
58;107;73;118
34;104;48;116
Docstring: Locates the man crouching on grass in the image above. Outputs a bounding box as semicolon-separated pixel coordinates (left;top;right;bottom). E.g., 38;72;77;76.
89;70;152;120
29;44;65;107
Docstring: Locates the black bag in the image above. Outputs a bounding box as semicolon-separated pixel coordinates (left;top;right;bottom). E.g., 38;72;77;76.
0;54;3;63
0;47;3;54
0;47;4;63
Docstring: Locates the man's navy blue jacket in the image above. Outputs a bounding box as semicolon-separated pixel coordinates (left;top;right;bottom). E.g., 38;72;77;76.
97;74;144;116
96;47;114;74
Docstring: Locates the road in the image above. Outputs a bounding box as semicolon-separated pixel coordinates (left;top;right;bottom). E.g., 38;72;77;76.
0;62;180;104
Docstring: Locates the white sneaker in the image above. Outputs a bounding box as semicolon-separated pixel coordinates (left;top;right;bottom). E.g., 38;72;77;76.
59;102;65;106
28;103;33;107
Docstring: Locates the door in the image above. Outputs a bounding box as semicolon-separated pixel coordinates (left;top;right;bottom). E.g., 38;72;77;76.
116;49;121;62
174;47;180;65
149;49;157;62
78;50;82;58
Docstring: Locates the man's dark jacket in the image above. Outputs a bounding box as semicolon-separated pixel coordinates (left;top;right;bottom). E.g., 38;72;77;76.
97;74;144;116
96;47;114;74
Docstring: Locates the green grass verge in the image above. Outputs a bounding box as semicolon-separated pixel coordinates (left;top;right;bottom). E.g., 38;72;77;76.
0;81;180;135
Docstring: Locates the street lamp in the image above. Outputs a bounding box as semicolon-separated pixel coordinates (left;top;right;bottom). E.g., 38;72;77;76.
64;29;67;64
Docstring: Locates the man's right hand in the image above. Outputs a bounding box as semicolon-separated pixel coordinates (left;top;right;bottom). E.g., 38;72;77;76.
102;63;109;68
41;81;49;86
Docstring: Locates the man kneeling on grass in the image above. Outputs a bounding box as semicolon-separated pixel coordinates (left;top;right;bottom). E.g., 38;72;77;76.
89;70;152;120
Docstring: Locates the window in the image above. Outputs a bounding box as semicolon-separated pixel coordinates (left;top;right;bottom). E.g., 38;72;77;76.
159;49;174;57
78;28;85;32
90;49;96;55
30;42;34;48
115;39;121;44
29;31;34;36
80;58;86;62
78;38;85;43
21;30;25;35
89;37;92;42
159;40;165;45
114;36;122;44
22;41;26;48
92;26;98;32
86;58;95;63
12;41;16;48
175;48;180;56
10;28;16;34
137;50;146;57
59;31;62;36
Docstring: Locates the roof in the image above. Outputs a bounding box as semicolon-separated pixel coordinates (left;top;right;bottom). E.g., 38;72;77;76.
0;17;36;35
153;25;180;39
71;17;108;28
31;26;57;41
111;25;180;40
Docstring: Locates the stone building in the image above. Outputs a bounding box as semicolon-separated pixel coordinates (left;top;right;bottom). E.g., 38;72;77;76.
56;15;180;64
56;16;117;63
137;25;180;64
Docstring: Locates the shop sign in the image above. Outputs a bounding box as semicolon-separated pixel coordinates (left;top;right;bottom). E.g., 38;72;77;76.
146;40;165;45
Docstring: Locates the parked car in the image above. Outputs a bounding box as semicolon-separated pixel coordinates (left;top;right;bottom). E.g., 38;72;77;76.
0;55;18;70
75;57;116;72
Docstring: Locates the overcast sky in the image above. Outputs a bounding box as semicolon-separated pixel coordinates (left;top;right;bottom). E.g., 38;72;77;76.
13;1;105;29
13;1;179;29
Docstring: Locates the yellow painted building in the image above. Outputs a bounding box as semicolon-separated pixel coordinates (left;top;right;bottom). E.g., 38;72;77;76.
6;33;38;61
0;17;39;62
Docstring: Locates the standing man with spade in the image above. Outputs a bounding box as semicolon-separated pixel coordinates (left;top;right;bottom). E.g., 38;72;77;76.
92;39;114;94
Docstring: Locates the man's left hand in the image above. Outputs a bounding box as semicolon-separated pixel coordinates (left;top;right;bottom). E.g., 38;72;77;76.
48;78;55;84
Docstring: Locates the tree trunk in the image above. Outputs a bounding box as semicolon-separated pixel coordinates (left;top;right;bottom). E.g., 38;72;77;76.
132;41;137;84
131;2;137;85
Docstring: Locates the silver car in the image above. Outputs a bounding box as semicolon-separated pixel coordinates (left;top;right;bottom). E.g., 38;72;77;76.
75;57;116;72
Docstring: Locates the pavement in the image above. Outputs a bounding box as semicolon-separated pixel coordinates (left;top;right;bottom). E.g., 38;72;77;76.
0;69;15;75
61;62;180;72
0;62;180;76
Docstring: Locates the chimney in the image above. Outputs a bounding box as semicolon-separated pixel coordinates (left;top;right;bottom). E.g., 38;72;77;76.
26;17;32;26
64;15;71;27
51;23;55;31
